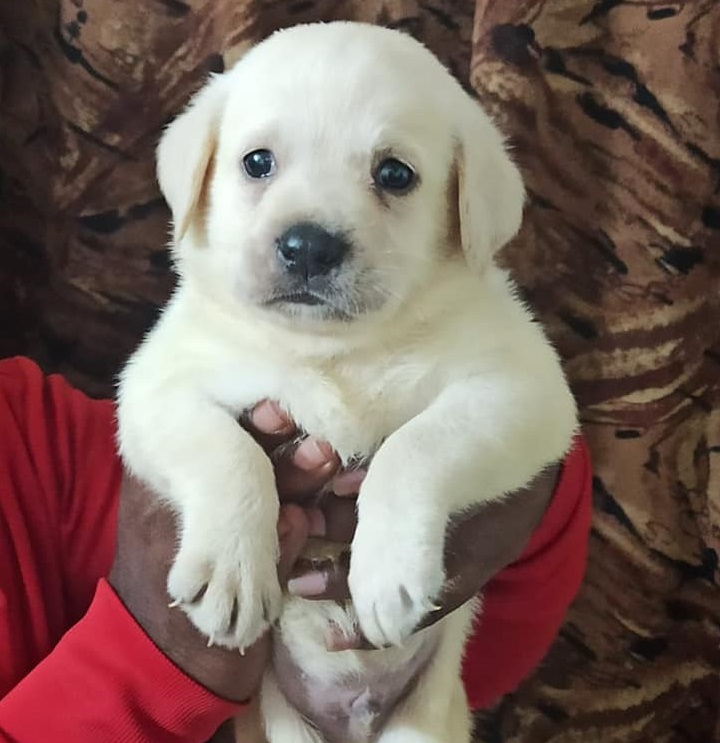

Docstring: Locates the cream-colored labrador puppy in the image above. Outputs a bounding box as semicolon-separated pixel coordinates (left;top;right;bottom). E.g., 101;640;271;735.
117;21;576;743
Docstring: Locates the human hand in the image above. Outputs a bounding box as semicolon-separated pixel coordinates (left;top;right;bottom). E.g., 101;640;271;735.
108;401;341;703
285;446;559;648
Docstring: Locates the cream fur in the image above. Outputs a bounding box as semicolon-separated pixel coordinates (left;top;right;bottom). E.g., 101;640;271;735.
117;21;577;743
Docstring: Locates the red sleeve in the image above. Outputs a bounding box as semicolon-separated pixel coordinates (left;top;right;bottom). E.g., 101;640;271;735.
461;435;592;709
0;357;240;741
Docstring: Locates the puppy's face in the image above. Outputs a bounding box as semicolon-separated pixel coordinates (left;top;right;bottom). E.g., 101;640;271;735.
208;60;453;324
159;23;524;328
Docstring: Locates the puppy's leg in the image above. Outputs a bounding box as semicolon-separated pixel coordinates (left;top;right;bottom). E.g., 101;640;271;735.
377;680;470;743
118;371;281;650
260;670;324;743
376;609;473;743
350;371;575;649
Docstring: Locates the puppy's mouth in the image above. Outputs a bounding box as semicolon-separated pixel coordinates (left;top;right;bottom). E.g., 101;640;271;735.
263;290;354;321
267;291;326;307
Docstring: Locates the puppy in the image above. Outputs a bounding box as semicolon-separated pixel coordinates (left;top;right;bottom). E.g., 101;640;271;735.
117;21;577;743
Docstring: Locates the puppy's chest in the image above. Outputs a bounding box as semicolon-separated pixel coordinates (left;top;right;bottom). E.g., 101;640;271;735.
278;364;431;463
248;357;437;463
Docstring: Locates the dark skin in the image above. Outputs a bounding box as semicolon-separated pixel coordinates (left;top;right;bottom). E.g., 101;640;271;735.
109;400;557;722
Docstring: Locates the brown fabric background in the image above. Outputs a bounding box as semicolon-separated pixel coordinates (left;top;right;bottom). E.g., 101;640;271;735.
1;1;719;741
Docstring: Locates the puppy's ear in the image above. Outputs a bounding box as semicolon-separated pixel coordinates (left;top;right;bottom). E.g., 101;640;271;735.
454;98;525;272
157;74;230;242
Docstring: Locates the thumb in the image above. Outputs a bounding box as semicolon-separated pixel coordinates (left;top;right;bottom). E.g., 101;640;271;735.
277;504;313;584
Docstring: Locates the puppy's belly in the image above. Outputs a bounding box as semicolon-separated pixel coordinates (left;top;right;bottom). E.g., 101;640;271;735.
273;598;443;743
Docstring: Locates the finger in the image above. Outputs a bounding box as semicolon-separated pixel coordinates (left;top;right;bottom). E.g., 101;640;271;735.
274;437;340;502
287;550;351;603
283;495;356;600
330;468;366;496
241;400;296;452
321;497;357;544
277;505;312;584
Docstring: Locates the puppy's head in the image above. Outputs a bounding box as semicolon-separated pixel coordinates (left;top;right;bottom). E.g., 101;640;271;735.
158;23;524;327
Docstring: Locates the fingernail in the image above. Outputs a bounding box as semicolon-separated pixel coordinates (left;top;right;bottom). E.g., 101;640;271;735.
252;400;291;434
332;469;366;496
293;438;333;471
307;508;326;537
287;571;328;597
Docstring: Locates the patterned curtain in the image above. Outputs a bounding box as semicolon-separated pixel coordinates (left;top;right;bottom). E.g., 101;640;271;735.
1;1;718;740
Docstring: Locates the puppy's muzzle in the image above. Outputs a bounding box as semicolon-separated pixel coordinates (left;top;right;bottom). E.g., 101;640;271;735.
276;222;351;280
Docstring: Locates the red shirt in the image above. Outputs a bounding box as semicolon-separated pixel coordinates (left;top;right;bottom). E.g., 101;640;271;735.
0;357;591;740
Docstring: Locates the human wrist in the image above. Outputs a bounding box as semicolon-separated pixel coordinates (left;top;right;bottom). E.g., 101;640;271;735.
109;473;269;702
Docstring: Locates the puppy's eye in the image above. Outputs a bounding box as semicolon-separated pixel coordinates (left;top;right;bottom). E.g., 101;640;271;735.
374;158;416;193
243;149;275;179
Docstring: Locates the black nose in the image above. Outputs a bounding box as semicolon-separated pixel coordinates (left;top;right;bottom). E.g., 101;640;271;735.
276;222;350;279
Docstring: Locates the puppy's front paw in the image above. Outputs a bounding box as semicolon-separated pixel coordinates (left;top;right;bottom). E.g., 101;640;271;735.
348;524;446;648
168;535;281;650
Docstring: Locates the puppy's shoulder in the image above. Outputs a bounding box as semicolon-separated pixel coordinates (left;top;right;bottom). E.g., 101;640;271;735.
426;265;530;339
123;285;277;401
